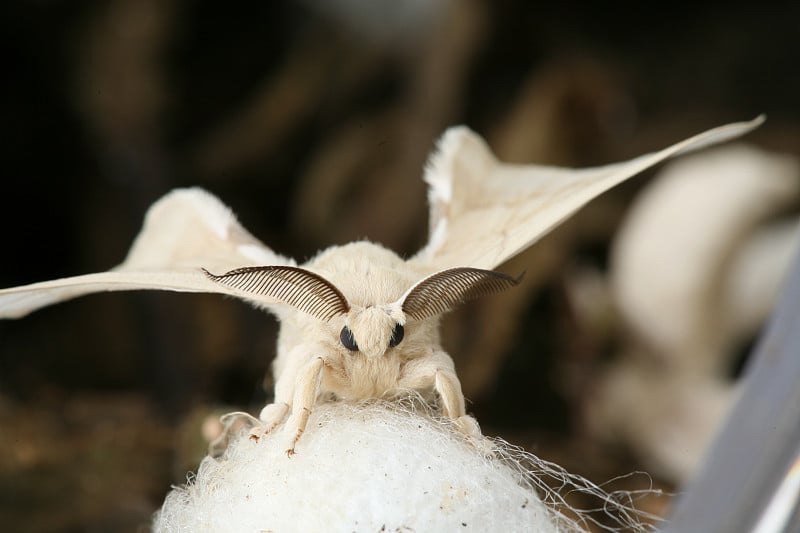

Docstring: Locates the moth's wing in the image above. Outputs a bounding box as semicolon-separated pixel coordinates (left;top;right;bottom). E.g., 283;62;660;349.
0;188;294;318
0;270;222;319
118;187;291;272
410;116;765;272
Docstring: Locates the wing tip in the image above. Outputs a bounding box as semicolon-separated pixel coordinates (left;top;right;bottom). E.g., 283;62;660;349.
669;114;767;160
751;113;767;127
146;187;237;240
423;126;493;184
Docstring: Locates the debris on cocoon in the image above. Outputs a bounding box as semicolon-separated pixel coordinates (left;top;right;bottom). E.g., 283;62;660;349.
154;400;560;532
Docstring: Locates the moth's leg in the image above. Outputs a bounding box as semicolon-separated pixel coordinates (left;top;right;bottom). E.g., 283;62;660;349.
281;356;325;456
251;345;315;440
256;403;289;435
256;363;303;434
399;351;481;438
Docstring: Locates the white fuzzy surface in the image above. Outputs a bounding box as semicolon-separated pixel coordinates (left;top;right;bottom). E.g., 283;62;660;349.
155;401;658;533
154;401;559;533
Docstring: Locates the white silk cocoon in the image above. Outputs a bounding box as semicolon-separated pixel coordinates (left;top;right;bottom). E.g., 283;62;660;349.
154;401;559;532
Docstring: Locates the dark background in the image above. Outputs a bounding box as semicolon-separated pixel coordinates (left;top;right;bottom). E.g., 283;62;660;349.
1;1;798;531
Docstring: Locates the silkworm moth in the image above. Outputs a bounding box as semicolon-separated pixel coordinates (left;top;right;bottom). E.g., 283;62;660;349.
0;117;763;455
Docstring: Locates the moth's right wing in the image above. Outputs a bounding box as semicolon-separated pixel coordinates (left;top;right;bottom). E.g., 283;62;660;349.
411;117;765;273
0;188;295;318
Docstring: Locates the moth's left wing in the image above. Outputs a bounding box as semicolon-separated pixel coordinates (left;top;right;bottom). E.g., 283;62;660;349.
0;188;295;318
0;270;223;319
411;116;765;272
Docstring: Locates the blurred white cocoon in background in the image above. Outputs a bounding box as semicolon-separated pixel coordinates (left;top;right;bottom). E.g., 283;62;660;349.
586;144;800;483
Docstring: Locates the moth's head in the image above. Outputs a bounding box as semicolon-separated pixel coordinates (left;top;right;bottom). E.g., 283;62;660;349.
203;265;521;358
341;305;405;359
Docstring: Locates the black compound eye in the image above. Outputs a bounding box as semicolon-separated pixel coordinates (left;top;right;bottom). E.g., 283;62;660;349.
340;326;359;351
389;323;405;348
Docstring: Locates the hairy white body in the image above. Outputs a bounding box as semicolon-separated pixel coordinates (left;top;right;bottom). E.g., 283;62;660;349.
262;242;478;453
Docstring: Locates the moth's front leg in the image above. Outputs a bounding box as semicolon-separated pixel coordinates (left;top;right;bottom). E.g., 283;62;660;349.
250;344;320;442
257;402;289;434
280;356;325;456
399;350;481;439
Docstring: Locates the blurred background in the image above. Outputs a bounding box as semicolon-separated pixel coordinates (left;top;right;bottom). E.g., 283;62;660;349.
1;1;799;531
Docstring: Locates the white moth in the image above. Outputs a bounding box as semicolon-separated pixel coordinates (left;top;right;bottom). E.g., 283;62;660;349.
0;118;762;455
